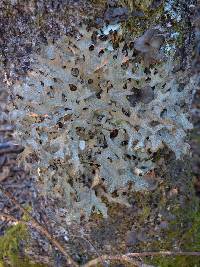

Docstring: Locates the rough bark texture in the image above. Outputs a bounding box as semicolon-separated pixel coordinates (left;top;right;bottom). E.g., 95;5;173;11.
0;1;199;267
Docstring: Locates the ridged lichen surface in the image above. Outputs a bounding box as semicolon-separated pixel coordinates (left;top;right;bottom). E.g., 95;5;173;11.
8;24;196;222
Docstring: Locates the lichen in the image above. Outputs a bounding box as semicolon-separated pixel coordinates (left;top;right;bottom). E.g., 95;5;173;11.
8;23;196;222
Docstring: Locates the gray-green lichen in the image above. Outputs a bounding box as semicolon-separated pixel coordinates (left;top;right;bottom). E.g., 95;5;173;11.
8;24;196;222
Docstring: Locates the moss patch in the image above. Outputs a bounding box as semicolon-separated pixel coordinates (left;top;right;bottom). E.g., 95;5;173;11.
145;174;200;267
120;0;164;37
0;223;46;267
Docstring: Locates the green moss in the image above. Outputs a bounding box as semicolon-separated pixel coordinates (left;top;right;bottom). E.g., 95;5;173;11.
120;0;164;37
119;0;187;59
22;205;33;222
149;256;200;267
122;0;153;12
148;209;200;267
146;175;200;267
190;131;200;144
0;223;46;267
139;206;151;221
0;223;27;266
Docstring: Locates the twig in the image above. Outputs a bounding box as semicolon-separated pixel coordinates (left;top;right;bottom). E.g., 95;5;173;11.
82;254;142;267
0;185;79;267
0;213;53;265
71;234;106;267
126;251;200;257
2;208;200;267
2;187;200;267
83;251;200;267
41;214;105;267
